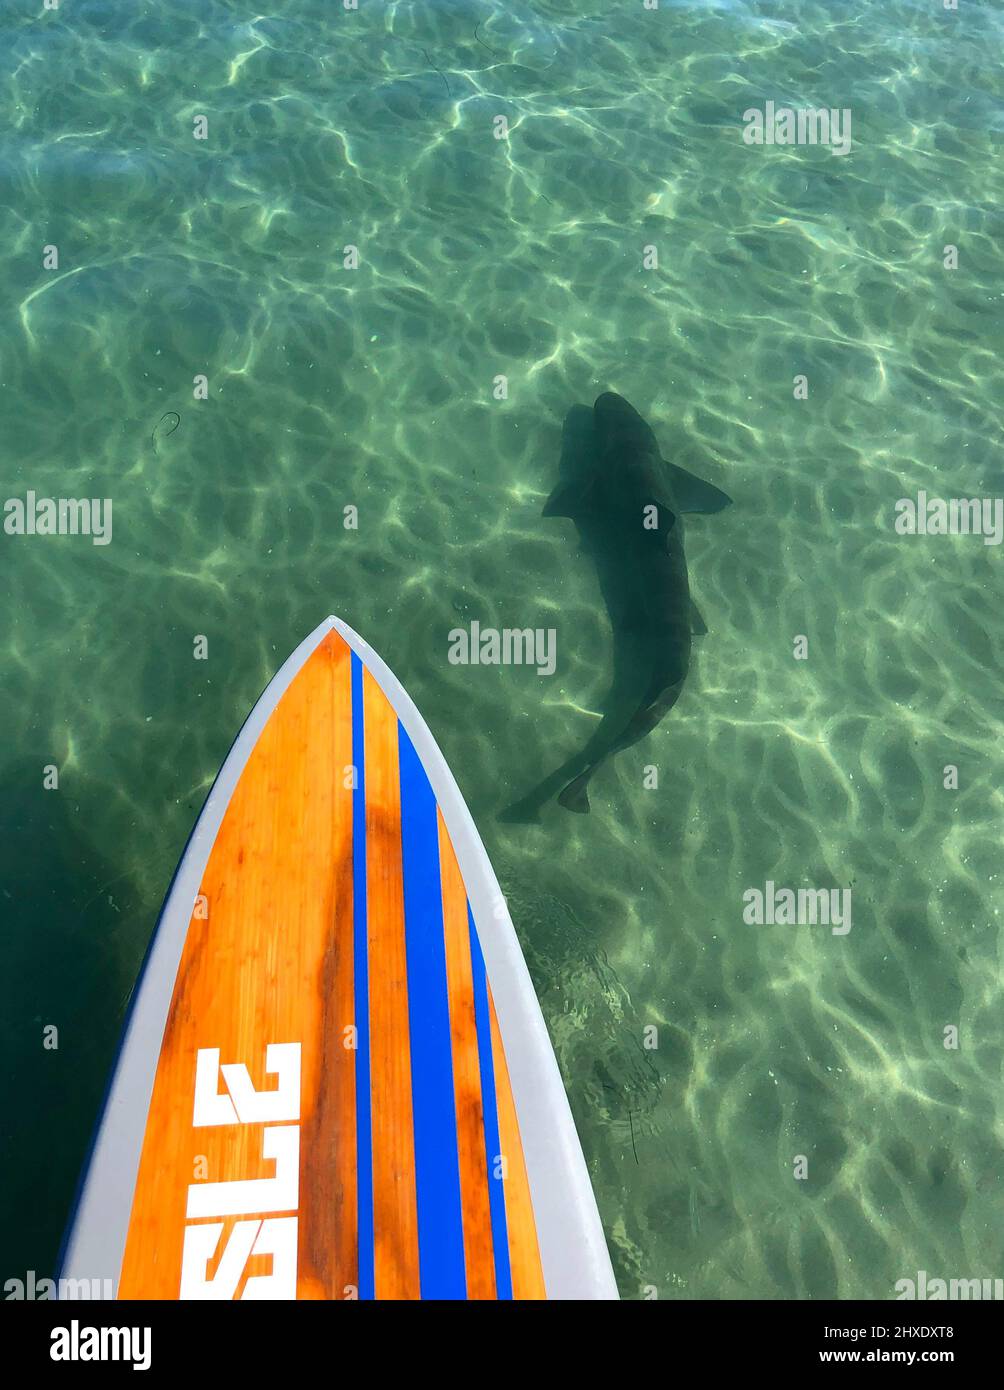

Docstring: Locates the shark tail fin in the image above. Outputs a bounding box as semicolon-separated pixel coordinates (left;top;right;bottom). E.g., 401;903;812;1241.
557;771;592;814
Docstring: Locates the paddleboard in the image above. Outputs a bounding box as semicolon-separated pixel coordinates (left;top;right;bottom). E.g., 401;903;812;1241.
60;616;618;1300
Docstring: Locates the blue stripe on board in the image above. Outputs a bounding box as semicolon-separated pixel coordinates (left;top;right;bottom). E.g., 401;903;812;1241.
398;727;467;1299
468;905;513;1301
351;652;375;1301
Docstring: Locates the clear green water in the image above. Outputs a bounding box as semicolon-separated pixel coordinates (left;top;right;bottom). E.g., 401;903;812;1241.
2;0;1003;1298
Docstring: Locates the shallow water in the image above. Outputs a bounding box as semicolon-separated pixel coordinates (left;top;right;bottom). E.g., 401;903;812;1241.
2;0;1003;1298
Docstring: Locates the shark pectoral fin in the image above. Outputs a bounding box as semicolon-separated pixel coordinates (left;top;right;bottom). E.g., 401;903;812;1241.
557;771;592;814
542;476;595;518
690;600;708;636
665;462;733;514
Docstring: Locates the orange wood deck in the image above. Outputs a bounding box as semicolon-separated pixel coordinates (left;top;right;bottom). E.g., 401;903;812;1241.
116;627;544;1299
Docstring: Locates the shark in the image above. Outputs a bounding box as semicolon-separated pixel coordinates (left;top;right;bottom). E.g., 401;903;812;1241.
501;392;732;820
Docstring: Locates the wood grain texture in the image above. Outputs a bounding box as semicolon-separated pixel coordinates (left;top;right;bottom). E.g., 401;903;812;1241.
361;666;421;1300
437;810;496;1299
114;626;550;1300
118;631;356;1298
489;995;547;1300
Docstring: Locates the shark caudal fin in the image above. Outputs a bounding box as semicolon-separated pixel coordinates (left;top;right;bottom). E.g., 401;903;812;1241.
557;772;592;814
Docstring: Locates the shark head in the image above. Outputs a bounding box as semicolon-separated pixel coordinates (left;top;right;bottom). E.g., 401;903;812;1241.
590;395;678;534
593;391;661;461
